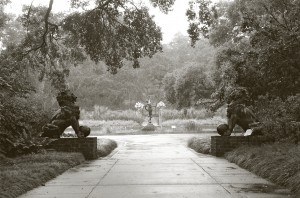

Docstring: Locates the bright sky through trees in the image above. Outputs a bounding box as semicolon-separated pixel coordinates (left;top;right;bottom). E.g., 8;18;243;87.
5;0;191;43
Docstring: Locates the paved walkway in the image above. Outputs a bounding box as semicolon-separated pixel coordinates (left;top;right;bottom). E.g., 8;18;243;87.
20;134;292;198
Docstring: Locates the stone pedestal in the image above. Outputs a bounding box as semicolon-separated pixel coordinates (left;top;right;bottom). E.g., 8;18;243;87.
142;123;156;131
48;137;97;160
211;136;270;157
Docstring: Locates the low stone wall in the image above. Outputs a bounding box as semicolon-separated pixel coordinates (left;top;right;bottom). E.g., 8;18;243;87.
48;137;97;160
211;136;269;157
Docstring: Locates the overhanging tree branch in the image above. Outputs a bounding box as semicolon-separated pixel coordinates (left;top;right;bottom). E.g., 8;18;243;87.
41;0;54;46
262;4;289;31
23;0;55;56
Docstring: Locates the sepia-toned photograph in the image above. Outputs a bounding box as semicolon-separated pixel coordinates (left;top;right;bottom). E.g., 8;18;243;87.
0;0;299;197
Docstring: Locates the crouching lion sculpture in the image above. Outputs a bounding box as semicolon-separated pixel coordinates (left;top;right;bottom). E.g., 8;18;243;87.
41;90;90;138
217;103;263;136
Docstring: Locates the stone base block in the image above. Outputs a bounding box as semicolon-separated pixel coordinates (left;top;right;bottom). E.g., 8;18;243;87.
211;136;270;157
142;123;156;131
48;137;97;160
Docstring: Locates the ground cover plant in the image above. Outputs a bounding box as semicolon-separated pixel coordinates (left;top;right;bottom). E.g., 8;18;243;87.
97;138;118;157
189;137;300;196
187;136;211;154
0;138;118;198
225;143;300;196
0;152;85;198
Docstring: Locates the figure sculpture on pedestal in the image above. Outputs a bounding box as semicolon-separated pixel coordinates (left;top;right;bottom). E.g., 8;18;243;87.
141;100;155;131
41;90;90;138
144;100;153;123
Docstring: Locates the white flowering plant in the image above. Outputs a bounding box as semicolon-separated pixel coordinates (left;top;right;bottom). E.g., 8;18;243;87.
134;102;144;110
156;101;166;109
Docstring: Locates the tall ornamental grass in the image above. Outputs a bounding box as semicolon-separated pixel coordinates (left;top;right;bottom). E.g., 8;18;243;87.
225;143;300;195
162;117;225;128
0;152;85;198
187;137;211;154
81;105;227;123
81;105;143;123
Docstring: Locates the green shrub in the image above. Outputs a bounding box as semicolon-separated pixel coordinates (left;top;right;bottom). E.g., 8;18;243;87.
97;126;113;134
184;121;197;131
97;138;118;157
0;93;53;156
254;95;300;143
187;137;211;154
0;95;51;137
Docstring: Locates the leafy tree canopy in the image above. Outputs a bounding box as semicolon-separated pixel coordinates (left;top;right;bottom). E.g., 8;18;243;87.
0;0;10;30
186;0;300;108
1;0;177;78
162;64;214;109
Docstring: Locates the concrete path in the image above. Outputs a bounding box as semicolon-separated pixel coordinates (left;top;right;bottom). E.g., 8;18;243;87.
20;134;293;198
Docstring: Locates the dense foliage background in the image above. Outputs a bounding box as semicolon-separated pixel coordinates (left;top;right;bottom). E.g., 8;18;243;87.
66;34;215;110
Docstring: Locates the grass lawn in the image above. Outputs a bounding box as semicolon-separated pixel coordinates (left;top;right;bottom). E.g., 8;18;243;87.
0;137;118;198
188;136;300;196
